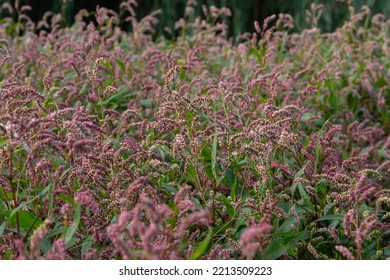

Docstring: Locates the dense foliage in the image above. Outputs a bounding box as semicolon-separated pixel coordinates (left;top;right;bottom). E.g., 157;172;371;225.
1;0;389;36
0;0;389;260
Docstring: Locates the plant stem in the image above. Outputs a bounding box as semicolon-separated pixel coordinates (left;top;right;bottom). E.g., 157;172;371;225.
8;128;20;238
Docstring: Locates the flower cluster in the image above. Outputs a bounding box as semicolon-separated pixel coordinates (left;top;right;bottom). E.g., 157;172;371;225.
0;1;388;260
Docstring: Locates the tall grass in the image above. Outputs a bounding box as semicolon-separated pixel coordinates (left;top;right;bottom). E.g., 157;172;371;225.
0;0;389;260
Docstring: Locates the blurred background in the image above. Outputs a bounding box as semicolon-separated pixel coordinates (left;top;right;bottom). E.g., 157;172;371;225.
1;0;389;36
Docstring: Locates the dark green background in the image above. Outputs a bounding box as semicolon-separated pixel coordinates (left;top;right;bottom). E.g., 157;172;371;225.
1;0;389;36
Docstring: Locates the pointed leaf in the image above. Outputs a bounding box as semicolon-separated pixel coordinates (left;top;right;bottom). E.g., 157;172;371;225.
189;227;213;260
65;205;81;246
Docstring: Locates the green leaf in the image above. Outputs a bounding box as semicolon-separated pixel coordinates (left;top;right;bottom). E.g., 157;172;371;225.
0;139;10;148
315;179;327;195
211;126;218;183
65;205;81;246
39;238;52;255
189;227;213;260
329;220;340;228
219;194;235;216
5;24;15;36
323;203;335;217
193;198;202;209
383;247;390;258
266;230;309;260
10;211;42;230
318;214;344;222
47;226;65;238
57;194;75;205
101;59;112;75
213;219;235;238
81;235;94;255
0;221;6;239
377;149;389;160
116;59;126;73
301;110;317;122
103;88;132;105
251;47;263;66
46;151;66;166
48;182;56;216
289;162;308;195
161;182;177;194
278;215;299;233
7;184;51;223
179;68;186;80
298;184;315;211
0;191;13;200
140;99;153;108
230;175;238;201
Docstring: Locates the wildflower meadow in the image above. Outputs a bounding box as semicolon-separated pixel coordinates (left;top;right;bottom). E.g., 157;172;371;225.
0;0;389;260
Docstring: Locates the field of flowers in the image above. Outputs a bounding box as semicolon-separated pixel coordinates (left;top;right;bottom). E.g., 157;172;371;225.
0;1;389;260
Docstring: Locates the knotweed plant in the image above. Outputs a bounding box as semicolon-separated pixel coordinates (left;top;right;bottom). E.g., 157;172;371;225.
0;1;389;260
